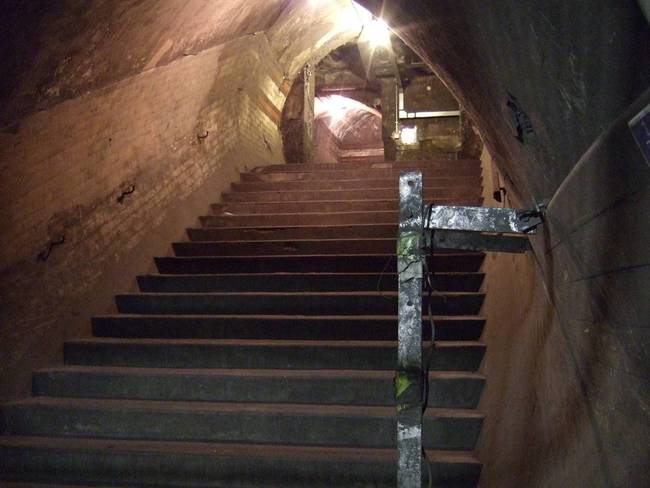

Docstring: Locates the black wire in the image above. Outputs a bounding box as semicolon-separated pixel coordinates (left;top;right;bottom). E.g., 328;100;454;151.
421;202;436;488
375;254;396;299
422;202;436;411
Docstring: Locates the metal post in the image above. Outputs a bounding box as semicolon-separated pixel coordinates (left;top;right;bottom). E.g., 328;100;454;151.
396;172;424;487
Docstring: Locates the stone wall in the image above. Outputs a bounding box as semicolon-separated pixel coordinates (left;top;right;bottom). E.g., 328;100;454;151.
0;0;361;402
0;33;285;402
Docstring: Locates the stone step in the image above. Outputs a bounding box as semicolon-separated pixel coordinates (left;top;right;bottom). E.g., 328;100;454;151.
174;238;476;256
136;272;485;293
231;176;482;193
0;482;118;488
200;210;408;227
155;254;485;274
221;187;481;202
33;367;485;409
256;159;480;173
91;315;485;341
188;223;398;241
63;339;486;371
3;397;483;450
174;238;396;256
0;436;481;487
114;292;485;316
240;166;481;183
212;198;481;215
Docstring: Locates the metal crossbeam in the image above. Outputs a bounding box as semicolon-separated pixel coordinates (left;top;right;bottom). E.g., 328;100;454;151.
425;205;543;235
396;172;424;488
429;229;531;253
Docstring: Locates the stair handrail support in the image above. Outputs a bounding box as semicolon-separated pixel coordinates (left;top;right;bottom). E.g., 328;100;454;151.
396;171;425;488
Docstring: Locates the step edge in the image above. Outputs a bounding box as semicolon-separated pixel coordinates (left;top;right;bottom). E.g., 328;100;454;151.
0;435;481;464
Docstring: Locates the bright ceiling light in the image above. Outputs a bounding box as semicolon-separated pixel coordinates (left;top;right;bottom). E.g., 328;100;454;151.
347;2;392;48
400;126;418;145
364;17;392;48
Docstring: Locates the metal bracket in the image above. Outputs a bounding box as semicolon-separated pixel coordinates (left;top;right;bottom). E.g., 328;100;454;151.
428;229;531;253
397;172;424;488
425;205;543;234
424;202;546;253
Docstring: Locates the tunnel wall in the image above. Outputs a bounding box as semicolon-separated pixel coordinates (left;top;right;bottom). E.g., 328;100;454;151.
0;0;360;402
0;32;285;403
478;96;650;487
355;0;649;485
478;143;650;487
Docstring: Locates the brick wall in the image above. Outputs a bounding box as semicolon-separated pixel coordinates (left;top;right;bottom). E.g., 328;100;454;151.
0;1;362;403
0;33;284;401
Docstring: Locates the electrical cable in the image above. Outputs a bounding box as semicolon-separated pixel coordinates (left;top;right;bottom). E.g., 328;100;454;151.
376;254;395;300
421;202;436;488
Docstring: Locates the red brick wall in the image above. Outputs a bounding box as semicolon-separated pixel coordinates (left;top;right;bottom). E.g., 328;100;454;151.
0;0;361;403
0;34;285;402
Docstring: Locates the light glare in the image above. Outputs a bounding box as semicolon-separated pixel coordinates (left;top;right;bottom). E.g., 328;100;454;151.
364;17;392;47
400;126;418;145
315;95;352;123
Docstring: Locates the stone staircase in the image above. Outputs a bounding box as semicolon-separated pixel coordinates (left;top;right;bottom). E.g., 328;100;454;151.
0;159;487;487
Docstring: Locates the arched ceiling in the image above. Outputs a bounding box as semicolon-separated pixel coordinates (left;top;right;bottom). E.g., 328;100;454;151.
356;0;649;201
2;0;647;198
0;0;366;126
315;94;381;141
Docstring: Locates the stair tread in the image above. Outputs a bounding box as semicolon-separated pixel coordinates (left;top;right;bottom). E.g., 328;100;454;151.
233;175;482;183
210;198;480;208
9;397;484;419
0;483;119;488
139;271;483;277
247;165;480;174
206;210;402;216
257;159;480;171
158;252;484;258
221;191;481;204
116;291;484;297
137;273;484;293
241;172;480;182
66;337;485;348
155;254;485;274
216;198;419;205
188;227;396;240
177;237;400;243
95;313;485;320
0;435;480;464
36;365;485;380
